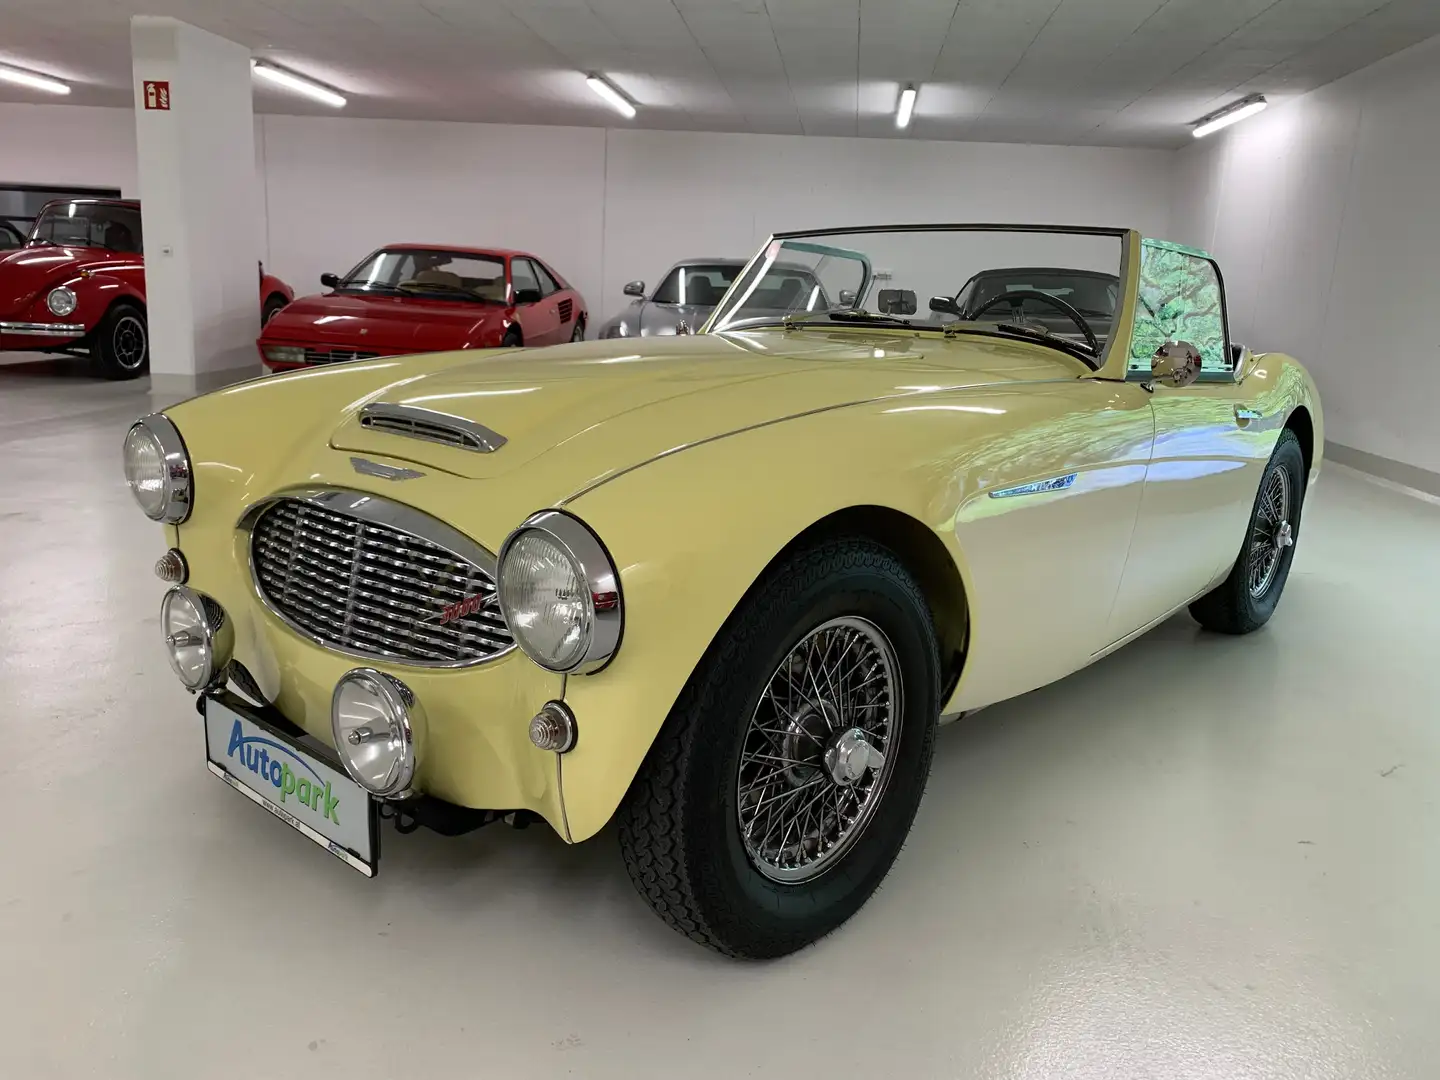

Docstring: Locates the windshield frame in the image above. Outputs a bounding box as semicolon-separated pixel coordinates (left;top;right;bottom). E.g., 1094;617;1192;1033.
702;223;1136;372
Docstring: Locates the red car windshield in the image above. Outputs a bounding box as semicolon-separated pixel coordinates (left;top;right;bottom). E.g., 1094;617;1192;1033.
338;249;507;302
30;202;143;253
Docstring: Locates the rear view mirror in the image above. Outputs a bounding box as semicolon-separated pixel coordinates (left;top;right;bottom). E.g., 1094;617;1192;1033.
321;272;340;289
514;288;542;305
1151;340;1202;388
929;295;961;317
878;289;917;316
623;280;646;297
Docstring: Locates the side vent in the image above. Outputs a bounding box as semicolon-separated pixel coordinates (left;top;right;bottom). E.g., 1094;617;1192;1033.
557;298;574;324
359;403;507;454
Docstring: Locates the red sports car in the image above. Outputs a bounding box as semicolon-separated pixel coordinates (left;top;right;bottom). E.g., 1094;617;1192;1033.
0;198;294;379
257;245;587;371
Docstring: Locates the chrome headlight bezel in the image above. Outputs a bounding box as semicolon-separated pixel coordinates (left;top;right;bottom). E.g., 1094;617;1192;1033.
331;668;423;798
497;510;622;675
160;586;233;691
123;413;192;523
46;286;77;317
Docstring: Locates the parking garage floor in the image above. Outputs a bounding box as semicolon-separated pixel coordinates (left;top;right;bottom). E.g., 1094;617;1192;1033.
3;355;1438;1079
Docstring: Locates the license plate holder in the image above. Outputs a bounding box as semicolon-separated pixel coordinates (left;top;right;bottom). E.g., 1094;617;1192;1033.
203;693;379;876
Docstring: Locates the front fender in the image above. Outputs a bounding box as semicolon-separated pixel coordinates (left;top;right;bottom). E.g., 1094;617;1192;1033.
554;399;978;841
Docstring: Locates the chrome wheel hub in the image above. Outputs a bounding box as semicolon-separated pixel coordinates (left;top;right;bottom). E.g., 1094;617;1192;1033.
825;728;883;786
736;616;900;884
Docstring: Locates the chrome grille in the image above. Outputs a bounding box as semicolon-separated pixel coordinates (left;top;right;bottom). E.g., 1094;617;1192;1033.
250;497;512;667
304;346;379;365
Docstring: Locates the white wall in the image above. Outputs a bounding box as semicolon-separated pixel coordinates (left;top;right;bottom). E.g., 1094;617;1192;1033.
1171;33;1440;475
1;104;1172;331
0;103;139;195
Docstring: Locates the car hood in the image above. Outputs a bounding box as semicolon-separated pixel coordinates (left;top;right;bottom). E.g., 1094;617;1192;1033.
0;245;116;315
638;301;714;335
263;291;503;350
327;329;1078;486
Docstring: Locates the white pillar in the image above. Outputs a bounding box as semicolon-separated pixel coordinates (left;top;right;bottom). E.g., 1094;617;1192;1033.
131;16;261;395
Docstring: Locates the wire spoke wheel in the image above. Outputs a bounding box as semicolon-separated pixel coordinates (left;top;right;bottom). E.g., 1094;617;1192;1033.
1248;465;1292;598
736;615;900;883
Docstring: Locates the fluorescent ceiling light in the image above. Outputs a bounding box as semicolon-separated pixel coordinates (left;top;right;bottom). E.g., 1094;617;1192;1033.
1191;94;1267;138
896;85;917;129
586;74;636;119
251;61;346;108
0;62;70;95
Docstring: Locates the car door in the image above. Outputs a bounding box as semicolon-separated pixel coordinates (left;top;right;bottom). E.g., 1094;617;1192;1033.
944;377;1156;711
511;257;561;345
1103;241;1273;645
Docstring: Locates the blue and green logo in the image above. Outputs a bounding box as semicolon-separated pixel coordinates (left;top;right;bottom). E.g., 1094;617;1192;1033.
226;720;341;824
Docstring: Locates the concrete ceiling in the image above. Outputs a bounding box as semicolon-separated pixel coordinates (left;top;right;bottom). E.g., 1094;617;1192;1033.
3;0;1439;147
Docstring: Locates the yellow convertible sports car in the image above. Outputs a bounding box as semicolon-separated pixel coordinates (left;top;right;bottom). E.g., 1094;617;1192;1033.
123;224;1321;958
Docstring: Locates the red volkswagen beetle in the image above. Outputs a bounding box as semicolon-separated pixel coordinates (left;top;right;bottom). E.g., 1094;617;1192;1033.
257;245;587;371
0;198;293;379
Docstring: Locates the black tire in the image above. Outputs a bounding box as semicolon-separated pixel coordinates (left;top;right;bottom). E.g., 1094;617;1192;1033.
617;538;940;959
1190;428;1306;634
261;294;288;326
570;319;585;342
501;328;522;347
93;303;149;380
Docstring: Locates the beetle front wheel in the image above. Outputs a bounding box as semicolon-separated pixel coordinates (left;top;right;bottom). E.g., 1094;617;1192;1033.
94;303;149;380
617;538;940;958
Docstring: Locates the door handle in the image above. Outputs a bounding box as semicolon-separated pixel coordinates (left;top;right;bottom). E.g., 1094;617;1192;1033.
1234;406;1261;426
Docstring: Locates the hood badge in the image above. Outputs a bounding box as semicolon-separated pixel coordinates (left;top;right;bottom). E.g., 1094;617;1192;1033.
350;456;425;481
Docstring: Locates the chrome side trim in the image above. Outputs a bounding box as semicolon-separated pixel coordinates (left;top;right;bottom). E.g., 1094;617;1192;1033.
350;456;425;481
238;488;513;669
0;320;86;336
988;473;1077;499
359;403;507;453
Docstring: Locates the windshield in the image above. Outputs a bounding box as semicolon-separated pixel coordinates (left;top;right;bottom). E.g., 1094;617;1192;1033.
339;249;507;301
29;202;143;253
708;226;1125;361
652;263;744;305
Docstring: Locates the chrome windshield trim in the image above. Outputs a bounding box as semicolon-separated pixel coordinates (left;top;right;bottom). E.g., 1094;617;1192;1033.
359;403;507;454
0;321;86;336
238;488;512;670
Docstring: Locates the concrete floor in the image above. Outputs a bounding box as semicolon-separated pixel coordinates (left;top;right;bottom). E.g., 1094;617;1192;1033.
3;354;1438;1079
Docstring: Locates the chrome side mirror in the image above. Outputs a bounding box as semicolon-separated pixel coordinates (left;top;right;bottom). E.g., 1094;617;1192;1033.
1150;340;1202;389
838;289;857;307
623;280;645;297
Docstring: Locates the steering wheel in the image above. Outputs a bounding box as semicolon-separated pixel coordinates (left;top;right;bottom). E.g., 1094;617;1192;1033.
967;289;1099;355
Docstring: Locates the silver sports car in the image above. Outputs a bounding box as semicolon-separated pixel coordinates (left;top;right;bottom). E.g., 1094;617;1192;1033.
598;259;830;339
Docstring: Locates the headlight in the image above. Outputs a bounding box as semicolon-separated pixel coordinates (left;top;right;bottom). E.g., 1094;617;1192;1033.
331;669;423;797
601;322;629;339
262;345;305;365
160;586;233;691
47;286;77;317
497;510;622;674
122;414;192;522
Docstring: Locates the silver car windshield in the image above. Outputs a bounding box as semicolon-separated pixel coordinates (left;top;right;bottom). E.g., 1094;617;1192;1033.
707;225;1125;361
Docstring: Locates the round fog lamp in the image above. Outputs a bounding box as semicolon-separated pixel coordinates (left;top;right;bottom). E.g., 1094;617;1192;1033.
47;286;77;317
331;669;423;798
160;586;232;691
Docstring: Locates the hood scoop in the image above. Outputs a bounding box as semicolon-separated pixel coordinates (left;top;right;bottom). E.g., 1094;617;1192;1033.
358;403;507;454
